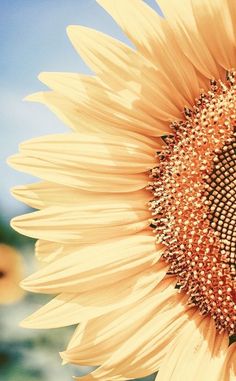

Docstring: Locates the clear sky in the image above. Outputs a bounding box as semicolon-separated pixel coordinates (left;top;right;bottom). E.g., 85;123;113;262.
0;0;162;221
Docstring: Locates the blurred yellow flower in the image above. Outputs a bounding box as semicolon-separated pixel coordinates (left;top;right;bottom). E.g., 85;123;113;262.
8;0;236;380
0;244;24;304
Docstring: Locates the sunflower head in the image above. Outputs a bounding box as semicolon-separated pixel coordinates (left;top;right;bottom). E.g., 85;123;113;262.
7;0;236;380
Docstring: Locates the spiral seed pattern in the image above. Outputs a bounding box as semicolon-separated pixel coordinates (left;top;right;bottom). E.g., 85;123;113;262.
149;71;236;335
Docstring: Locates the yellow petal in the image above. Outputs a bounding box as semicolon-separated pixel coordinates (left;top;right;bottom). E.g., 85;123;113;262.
228;0;236;49
26;91;170;137
63;280;176;360
8;132;157;193
216;342;236;381
67;25;182;121
11;181;151;210
192;0;235;70
11;202;150;243
20;234;164;293
17;132;156;174
24;91;82;132
157;315;228;381
97;0;199;105
157;0;220;79
38;72;172;136
35;240;77;263
8;153;149;192
21;262;167;329
71;291;194;380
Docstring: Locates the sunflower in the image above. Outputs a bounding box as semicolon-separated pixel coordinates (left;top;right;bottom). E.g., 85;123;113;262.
0;244;24;304
8;0;236;380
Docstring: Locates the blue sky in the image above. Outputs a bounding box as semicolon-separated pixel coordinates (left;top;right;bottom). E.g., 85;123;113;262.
1;0;162;220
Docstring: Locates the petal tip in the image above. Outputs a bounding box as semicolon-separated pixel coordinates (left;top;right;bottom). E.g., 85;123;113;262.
19;318;33;329
10;216;22;231
11;186;24;199
20;279;34;292
38;72;48;83
7;154;20;169
23;92;45;103
66;25;79;38
60;354;68;366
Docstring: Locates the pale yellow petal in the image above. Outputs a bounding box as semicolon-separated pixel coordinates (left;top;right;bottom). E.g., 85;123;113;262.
191;0;235;70
157;315;228;381
8;154;149;193
98;0;165;59
26;91;170;137
35;240;77;263
67;25;183;121
11;181;151;210
228;0;236;49
35;241;89;264
157;0;220;79
216;343;236;381
62;280;176;360
24;91;81;132
38;72;172;136
18;133;156;174
11;201;150;243
20;262;168;329
198;334;232;381
20;234;164;293
8;132;156;193
70;292;194;380
97;0;200;105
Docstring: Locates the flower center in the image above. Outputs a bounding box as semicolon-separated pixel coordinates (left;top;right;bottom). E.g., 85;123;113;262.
205;135;236;279
149;70;236;335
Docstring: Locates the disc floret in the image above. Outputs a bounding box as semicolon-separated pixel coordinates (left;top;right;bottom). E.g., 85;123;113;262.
149;71;236;335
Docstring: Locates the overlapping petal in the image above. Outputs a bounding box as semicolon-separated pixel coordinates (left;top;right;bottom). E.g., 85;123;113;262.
35;240;76;263
216;343;236;381
97;0;199;104
25;90;170;138
37;73;172;136
12;181;150;210
157;0;220;79
67;25;184;119
71;291;195;380
20;233;164;293
11;201;150;243
21;261;168;329
156;316;229;381
9;133;156;192
191;0;235;70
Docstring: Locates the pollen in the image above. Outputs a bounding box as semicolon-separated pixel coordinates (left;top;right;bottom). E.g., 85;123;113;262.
149;70;236;335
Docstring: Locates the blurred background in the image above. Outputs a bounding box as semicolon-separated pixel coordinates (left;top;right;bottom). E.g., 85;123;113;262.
0;1;161;380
